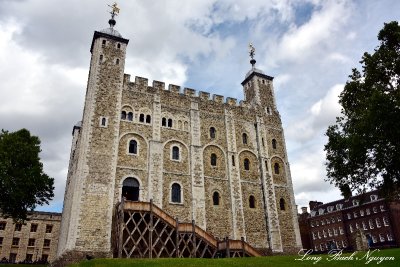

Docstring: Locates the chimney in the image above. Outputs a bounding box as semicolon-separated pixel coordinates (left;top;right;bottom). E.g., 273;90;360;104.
301;207;308;214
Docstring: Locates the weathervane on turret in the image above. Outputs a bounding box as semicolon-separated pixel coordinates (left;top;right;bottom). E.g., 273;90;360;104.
248;43;256;69
107;2;120;28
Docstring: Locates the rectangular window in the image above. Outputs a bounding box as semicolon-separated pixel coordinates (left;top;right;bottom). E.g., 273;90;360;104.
42;254;49;262
28;238;35;247
12;237;19;246
45;225;53;233
15;223;22;231
0;222;6;230
9;253;17;263
43;239;51;247
0;237;3;245
26;254;33;262
30;224;38;232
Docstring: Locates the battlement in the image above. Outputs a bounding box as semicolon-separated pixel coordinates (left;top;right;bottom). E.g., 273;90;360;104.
123;74;245;107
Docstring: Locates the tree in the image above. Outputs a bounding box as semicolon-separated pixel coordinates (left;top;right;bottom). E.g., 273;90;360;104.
325;21;400;198
0;129;54;222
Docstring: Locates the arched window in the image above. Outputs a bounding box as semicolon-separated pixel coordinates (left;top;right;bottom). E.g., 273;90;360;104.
232;155;235;166
101;117;106;126
146;115;151;123
121;111;126;120
171;183;181;203
172;146;180;160
129;140;137;154
168;118;173;128
102;40;106;47
213;192;220;206
99;54;103;62
242;133;248;144
244;158;250;170
272;139;277;149
274;163;280;174
117;43;121;49
211;153;217;166
116;58;120;65
162;117;166;126
127;112;133;121
139;114;145;122
249;195;255;208
122;177;139;201
280;198;285;210
210;127;216;139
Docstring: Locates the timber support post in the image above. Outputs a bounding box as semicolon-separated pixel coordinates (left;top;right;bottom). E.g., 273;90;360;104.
149;199;153;259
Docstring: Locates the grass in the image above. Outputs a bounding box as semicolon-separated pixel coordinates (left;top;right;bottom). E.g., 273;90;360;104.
69;248;400;267
0;265;47;267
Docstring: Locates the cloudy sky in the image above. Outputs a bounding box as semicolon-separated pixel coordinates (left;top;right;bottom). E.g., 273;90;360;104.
0;0;399;213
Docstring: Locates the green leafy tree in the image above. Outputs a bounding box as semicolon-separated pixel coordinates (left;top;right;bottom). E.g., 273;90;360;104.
325;21;400;198
0;129;54;222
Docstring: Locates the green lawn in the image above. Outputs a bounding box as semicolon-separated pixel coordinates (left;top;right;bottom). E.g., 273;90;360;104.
69;248;400;267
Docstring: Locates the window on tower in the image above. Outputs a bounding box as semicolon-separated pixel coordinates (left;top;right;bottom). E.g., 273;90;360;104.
210;127;216;139
102;40;106;47
274;163;280;174
213;192;220;206
139;114;145;122
146;115;151;123
211;153;217;166
162;117;166;126
121;111;126;120
172;146;180;160
127;112;133;121
116;58;120;65
117;43;121;49
168;118;173;128
249;195;256;208
242;133;248;144
280;198;286;210
244;158;250;170
128;140;138;155
272;139;277;149
99;55;103;62
171;183;181;203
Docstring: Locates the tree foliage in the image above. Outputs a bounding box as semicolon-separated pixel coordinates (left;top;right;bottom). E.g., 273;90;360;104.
325;21;400;198
0;129;54;222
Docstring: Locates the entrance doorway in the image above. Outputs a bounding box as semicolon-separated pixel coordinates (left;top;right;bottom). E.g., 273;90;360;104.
122;177;140;201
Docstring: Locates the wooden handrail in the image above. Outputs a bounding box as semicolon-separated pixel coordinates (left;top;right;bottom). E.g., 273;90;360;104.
121;200;261;256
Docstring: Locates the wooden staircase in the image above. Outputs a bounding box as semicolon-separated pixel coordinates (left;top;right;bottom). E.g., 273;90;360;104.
112;200;262;258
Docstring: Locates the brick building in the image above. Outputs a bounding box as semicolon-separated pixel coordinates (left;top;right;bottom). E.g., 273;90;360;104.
0;211;61;263
56;6;301;264
298;190;400;252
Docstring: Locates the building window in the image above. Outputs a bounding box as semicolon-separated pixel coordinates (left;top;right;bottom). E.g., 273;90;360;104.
242;133;248;144
102;40;106;47
362;221;367;230
274;163;280;174
146;115;151;123
15;223;22;231
373;206;378;213
336;203;343;210
370;194;378;201
387;233;393;241
272;139;277;149
383;216;389;226
0;237;3;245
213;192;220;206
171;183;181;203
101;117;107;127
210;127;216;139
366;208;371;215
244;158;250;170
26;254;33;262
122;177;140;201
360;209;365;216
349;224;354;233
117;43;121;49
379;234;385;242
353;211;358;218
168;118;173;128
99;54;103;62
369;219;374;229
162;117;166;126
12;238;19;246
0;221;6;230
9;253;17;263
128;140;137;154
28;238;35;247
380;205;385;212
249;195;256;208
41;254;49;263
139;114;145;122
211;153;217;166
279;198;285;210
127;112;133;121
43;239;51;247
347;213;351;220
353;199;359;206
339;227;344;235
376;218;381;228
121;111;126;120
116;58;120;65
232;155;235;166
172;146;180;160
45;225;53;233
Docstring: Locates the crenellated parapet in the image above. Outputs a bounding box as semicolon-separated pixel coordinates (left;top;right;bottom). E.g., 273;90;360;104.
123;74;248;107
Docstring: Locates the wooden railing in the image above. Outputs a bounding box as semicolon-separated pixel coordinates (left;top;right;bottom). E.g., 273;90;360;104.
121;200;261;257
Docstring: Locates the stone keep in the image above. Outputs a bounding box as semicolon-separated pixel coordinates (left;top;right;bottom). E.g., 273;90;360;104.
57;23;302;259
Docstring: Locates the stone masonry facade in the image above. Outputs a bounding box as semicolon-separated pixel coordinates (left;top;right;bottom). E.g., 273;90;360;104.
56;21;302;263
0;211;61;263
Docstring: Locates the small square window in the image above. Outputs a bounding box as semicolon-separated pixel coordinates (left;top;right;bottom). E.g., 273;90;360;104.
12;237;19;246
15;224;22;231
28;238;35;247
30;224;38;232
45;225;53;233
43;239;51;247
